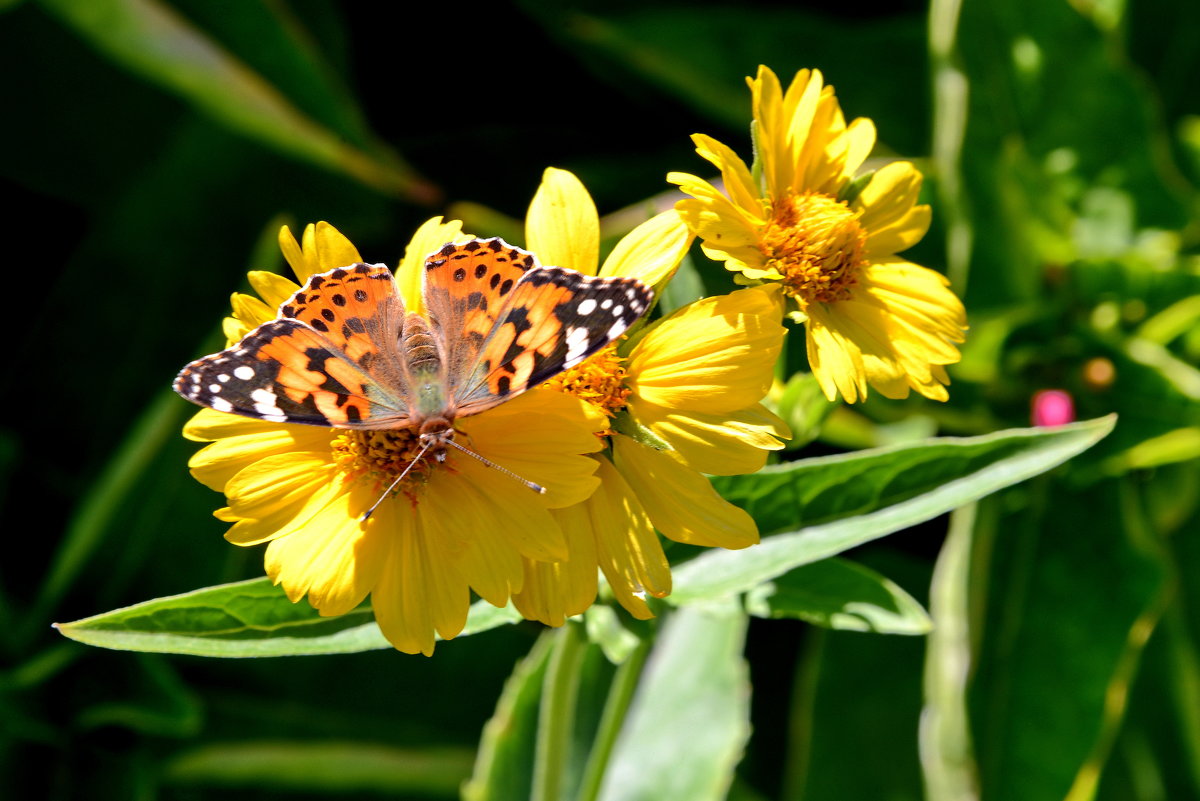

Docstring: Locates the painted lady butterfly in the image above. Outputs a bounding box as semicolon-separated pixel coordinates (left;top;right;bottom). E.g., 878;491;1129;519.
174;238;652;491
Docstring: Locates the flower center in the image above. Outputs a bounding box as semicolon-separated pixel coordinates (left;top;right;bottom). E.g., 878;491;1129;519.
331;428;443;501
544;342;631;429
760;190;867;310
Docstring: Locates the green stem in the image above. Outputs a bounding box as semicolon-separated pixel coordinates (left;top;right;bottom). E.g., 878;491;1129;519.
532;621;587;801
575;637;652;801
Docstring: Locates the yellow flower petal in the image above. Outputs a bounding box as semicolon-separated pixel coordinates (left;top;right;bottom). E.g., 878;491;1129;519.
311;221;363;276
457;389;604;509
247;270;300;311
525;167;599;275
630;401;787;476
448;457;568;562
512;502;599;627
629;286;784;413
279;222;363;282
841;117;877;183
371;504;470;656
669;172;765;250
224;475;345;546
263;485;385;617
440;483;526;608
598;209;693;288
188;427;324;491
690;134;761;215
613;436;759;549
805;306;869;402
230;292;274;329
396;216;470;314
223;452;337;524
590;456;670;620
855;161;930;257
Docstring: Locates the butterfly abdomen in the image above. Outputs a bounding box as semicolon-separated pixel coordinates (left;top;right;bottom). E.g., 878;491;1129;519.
400;311;452;420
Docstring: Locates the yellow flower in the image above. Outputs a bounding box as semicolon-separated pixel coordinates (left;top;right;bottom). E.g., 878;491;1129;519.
669;66;967;403
510;168;790;625
185;220;608;655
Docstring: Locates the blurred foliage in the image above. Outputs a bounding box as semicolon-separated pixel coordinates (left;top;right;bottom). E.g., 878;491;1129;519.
3;0;1199;799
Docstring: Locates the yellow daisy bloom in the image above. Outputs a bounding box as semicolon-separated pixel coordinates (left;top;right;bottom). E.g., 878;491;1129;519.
669;66;967;403
184;220;608;655
510;168;790;625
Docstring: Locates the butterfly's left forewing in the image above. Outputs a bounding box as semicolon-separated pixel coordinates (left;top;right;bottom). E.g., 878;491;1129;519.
174;262;414;429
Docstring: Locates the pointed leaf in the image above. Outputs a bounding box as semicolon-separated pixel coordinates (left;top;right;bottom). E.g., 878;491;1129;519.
40;0;436;201
54;577;521;657
597;601;750;801
745;557;931;635
670;416;1115;604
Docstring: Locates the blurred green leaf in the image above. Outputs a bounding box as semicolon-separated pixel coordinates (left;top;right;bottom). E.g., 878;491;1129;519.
772;373;836;450
463;633;553;801
584;605;642;664
537;6;929;154
951;0;1189;310
39;0;437;202
76;654;201;737
670;415;1115;604
744;557;931;635
597;601;750;801
971;478;1169;801
54;577;521;656
27;390;186;644
792;622;928;800
921;504;982;801
164;741;473;795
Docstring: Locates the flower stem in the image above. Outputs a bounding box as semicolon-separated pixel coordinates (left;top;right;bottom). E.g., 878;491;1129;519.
532;620;587;801
575;636;652;801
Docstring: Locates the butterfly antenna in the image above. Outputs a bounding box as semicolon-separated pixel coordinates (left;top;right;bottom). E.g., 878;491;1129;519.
443;438;546;494
361;440;434;522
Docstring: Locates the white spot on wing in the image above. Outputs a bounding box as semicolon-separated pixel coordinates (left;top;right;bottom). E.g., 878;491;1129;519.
577;298;597;315
234;365;255;381
208;384;221;394
612;305;624;317
607;320;625;340
251;388;285;419
601;298;612;309
211;397;233;413
564;326;590;367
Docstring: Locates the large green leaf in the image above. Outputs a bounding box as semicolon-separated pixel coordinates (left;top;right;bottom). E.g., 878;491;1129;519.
744;557;931;635
54;577;521;657
39;0;435;201
597;601;750;801
669;416;1115;604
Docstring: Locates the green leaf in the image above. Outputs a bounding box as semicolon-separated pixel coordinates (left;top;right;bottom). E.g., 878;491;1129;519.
744;557;931;635
164;741;473;795
40;0;436;202
54;577;521;657
463;634;554;801
920;505;982;801
669;415;1115;605
597;601;750;801
773;372;837;450
970;477;1169;801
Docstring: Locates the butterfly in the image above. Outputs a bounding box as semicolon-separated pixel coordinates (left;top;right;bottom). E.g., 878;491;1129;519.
174;237;653;503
